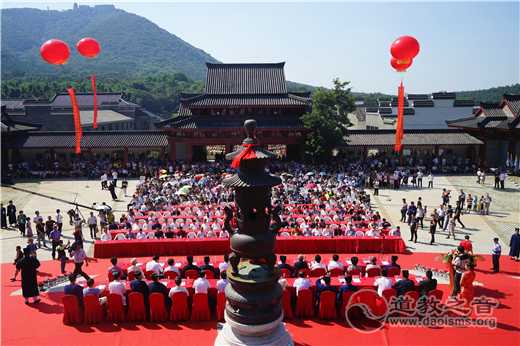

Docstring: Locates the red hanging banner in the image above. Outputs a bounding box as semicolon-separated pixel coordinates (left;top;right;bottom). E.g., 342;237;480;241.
91;74;98;129
67;87;82;154
394;81;405;152
231;144;257;168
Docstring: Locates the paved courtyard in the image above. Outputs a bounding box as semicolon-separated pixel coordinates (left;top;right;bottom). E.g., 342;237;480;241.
1;175;519;263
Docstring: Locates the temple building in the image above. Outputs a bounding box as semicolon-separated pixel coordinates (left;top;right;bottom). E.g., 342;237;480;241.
157;63;311;161
447;94;520;167
343;92;484;163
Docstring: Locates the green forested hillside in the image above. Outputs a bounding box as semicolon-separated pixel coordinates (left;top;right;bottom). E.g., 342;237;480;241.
1;5;218;80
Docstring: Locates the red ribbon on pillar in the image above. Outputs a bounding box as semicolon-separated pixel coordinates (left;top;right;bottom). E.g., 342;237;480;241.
91;74;98;129
394;81;405;152
67;87;82;154
231;144;257;168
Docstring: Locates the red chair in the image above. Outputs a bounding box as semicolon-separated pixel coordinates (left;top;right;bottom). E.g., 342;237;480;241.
280;268;292;278
298;268;311;277
339;291;354;319
164;271;178;280
127;292;146;322
295;288;314;318
62;295;82;325
127;271;137;281
387;267;401;277
216;291;226;321
428;289;443;301
405;291;420;308
170;292;190;321
382;288;397;303
191;293;210;321
310;268;327;277
328;268;344;277
83;295;103;324
149;293;168;322
366;267;381;277
203;270;215;279
318;291;336;320
184;269;199;279
107;293;125;323
281;289;293;320
144;270;155;280
346;268;361;276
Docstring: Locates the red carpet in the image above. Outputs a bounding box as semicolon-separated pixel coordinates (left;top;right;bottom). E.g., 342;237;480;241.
2;252;519;346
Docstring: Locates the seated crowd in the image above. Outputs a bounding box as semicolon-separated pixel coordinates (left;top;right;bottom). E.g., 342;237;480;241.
62;253;439;323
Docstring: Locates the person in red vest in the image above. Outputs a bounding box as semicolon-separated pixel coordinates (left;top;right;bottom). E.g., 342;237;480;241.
459;235;473;254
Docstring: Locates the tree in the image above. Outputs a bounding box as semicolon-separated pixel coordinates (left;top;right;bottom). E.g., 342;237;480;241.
301;78;355;161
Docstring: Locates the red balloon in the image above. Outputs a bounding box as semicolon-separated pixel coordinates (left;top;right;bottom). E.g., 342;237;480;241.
391;57;413;72
390;35;420;60
40;39;70;65
76;37;101;58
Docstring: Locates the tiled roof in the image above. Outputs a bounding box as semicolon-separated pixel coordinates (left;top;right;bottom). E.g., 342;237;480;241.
344;130;483;147
48;109;133;125
478;103;507;117
447;115;517;129
160;115;304;129
413;100;434;107
432;92;456;99
50;92;123;107
503;94;520;116
5;131;168;149
453;99;475;107
180;94;310;108
204;63;287;95
407;94;430;100
1;99;26;109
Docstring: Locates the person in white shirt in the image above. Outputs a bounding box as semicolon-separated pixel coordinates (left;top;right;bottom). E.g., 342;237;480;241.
136;229;147;239
310;254;327;270
127;258;143;276
374;269;393;297
218;254;229;273
193;271;210;294
219;229;229;238
327;254;344;271
87;212;97;240
100;173;108;190
108;271;127;305
365;256;380;272
169;277;188;297
164;258;181;276
55;209;63;233
145;255;163;275
366;226;381;237
389;226;401;237
100;229;111;241
293;271;311;295
216;271;228;293
114;233;127;240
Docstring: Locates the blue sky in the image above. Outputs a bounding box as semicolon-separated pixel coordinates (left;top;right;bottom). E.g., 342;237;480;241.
3;1;519;94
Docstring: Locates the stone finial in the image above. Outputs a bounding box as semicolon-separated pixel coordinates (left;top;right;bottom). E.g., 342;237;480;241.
244;119;257;139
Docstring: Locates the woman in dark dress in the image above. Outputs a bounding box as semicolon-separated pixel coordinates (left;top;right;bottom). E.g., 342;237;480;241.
1;203;7;229
16;249;41;304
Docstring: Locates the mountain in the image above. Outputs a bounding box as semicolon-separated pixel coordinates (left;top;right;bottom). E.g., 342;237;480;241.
1;5;219;80
454;84;520;103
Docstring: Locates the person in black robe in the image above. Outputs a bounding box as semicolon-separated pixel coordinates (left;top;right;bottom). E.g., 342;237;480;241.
7;201;16;227
108;182;118;201
16;249;41;304
509;228;520;261
1;203;7;229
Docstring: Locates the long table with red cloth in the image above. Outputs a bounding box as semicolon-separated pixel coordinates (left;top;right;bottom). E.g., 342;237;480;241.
93;236;406;258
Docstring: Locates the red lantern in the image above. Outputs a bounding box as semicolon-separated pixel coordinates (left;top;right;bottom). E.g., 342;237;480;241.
391;57;413;72
76;37;101;58
390;36;420;61
40;39;70;65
